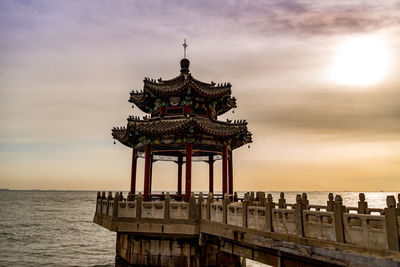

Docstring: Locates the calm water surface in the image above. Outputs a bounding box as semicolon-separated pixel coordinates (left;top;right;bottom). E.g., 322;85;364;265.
0;191;396;267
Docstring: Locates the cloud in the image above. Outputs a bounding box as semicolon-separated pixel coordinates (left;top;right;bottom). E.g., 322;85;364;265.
247;86;400;140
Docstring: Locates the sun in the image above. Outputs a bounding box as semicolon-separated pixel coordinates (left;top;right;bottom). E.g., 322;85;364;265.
330;36;389;86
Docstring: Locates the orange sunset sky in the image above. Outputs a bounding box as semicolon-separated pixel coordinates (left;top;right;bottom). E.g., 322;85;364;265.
0;1;399;191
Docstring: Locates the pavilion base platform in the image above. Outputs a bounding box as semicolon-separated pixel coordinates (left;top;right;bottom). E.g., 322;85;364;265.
115;233;242;267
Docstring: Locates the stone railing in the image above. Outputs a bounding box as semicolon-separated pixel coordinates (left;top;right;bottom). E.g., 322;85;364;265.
95;191;197;222
198;191;400;252
94;191;400;252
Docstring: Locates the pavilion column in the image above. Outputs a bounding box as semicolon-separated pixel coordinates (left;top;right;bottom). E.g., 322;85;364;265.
228;149;233;195
177;155;183;195
143;144;151;201
185;143;193;202
130;148;137;195
208;155;214;194
149;155;153;195
222;146;228;196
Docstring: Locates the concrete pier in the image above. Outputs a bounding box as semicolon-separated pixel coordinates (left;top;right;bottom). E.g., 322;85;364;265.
94;192;400;267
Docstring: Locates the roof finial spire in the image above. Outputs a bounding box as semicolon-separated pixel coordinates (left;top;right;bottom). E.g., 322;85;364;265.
183;39;188;59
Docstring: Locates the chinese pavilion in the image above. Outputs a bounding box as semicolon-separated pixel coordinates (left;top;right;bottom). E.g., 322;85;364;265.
112;53;252;202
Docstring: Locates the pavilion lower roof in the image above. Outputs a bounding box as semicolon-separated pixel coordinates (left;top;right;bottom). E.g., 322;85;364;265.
112;115;251;149
127;116;248;137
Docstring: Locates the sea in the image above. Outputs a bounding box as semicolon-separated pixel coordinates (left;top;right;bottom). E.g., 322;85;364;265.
0;190;397;267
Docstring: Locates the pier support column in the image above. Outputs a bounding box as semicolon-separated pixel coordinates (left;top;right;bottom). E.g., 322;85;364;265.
222;146;228;196
143;144;151;201
115;233;241;267
130;148;137;195
177;155;183;196
208;155;214;194
185;143;192;202
228;149;233;195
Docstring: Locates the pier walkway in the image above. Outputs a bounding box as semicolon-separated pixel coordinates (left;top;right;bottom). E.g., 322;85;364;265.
94;192;400;267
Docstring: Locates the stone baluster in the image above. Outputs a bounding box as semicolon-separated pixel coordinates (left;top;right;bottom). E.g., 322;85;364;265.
278;192;286;209
164;192;170;219
96;192;100;213
136;192;142;220
265;194;274;232
333;195;345;243
207;192;213;221
327;193;334;212
302;193;309;210
385;195;400;251
250;192;255;206
113;192;120;218
119;192;124;201
357;193;368;214
242;194;249;228
233;192;238;202
100;191;106;214
223;193;230;224
189;192;197;220
106;191;113;216
295;194;304;237
127;192;134;201
259;192;266;207
198;192;204;220
397;194;400;209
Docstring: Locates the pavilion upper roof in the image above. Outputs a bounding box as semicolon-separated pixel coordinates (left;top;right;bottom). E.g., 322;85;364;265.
129;59;235;115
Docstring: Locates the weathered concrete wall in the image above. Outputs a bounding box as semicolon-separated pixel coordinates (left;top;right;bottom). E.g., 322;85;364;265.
116;233;241;267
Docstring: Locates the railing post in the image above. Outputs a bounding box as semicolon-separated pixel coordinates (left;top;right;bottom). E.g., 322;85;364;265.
100;191;106;214
106;191;113;216
233;192;238;202
223;193;230;224
278;192;286;209
113;192;120;218
249;192;255;206
302;193;309;210
198;192;204;220
243;195;249;228
385;195;400;251
207;192;213;221
189;192;197;220
265;194;274;232
397;194;400;209
333;195;345;243
136;192;142;220
164;192;170;219
96;192;100;213
259;192;266;207
357;193;367;214
295;194;304;237
327;193;334;212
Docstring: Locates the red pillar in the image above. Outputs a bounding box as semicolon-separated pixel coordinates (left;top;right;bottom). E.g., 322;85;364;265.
209;155;214;193
130;148;137;195
222;146;228;196
185;143;192;202
143;144;151;200
177;155;183;195
228;150;233;195
149;154;153;195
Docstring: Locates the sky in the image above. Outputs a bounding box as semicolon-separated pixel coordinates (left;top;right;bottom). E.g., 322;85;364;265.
0;0;399;191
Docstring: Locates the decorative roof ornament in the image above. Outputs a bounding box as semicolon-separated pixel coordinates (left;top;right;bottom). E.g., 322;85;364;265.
181;40;190;74
183;39;188;59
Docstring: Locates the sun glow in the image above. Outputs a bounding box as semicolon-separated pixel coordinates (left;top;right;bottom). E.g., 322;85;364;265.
330;36;389;86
